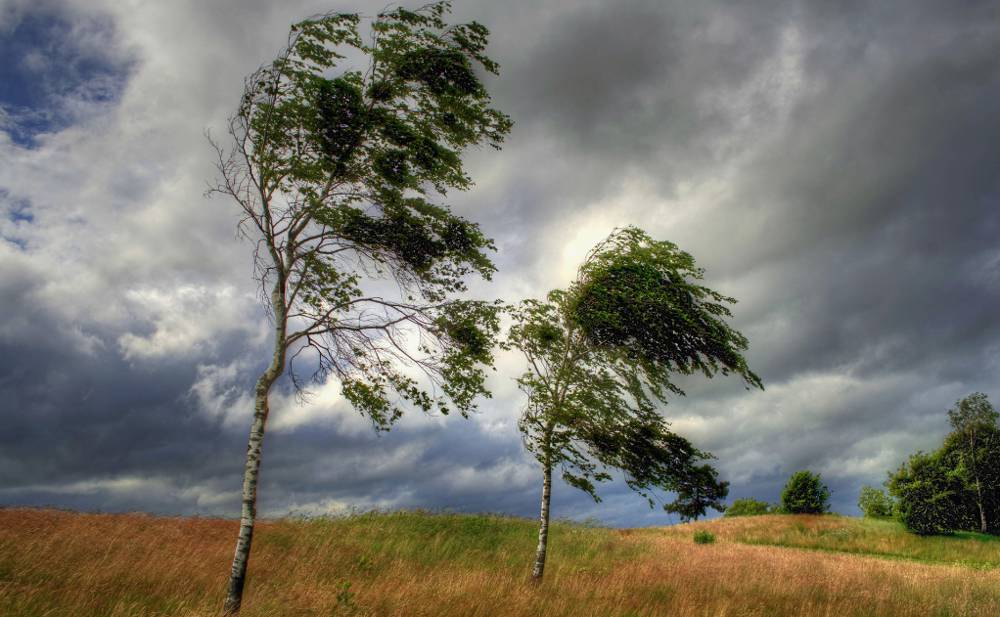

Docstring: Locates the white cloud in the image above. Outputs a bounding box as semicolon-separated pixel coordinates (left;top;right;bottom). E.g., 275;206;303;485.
441;457;537;493
117;285;261;360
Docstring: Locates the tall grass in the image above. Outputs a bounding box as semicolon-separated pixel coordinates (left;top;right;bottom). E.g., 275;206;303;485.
1;509;999;616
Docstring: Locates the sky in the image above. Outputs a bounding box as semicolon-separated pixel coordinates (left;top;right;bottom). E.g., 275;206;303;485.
0;0;998;526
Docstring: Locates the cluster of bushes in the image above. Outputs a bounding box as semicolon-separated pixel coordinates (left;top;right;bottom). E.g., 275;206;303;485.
886;393;1000;535
724;498;775;517
725;471;831;517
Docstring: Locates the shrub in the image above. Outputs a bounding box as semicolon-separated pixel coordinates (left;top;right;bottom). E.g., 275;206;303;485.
724;498;773;517
858;485;895;518
693;530;715;544
781;471;830;514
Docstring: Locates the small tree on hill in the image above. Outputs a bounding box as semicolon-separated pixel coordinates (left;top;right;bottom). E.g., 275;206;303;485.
724;497;773;517
857;485;894;518
507;227;763;580
780;471;830;514
210;3;511;612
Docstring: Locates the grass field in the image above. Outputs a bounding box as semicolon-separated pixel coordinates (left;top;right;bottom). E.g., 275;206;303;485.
1;508;999;616
666;514;1000;569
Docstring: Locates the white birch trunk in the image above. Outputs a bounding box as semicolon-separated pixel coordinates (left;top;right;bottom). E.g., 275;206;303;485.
531;457;553;580
224;285;286;614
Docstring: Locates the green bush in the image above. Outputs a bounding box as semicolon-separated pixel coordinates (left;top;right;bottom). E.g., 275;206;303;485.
724;498;773;517
858;485;895;518
781;471;830;514
693;530;715;544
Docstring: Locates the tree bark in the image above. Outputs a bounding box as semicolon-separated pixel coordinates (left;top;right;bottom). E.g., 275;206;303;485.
224;286;286;615
976;477;987;533
531;456;553;581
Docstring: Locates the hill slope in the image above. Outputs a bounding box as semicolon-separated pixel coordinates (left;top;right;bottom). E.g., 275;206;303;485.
1;509;998;616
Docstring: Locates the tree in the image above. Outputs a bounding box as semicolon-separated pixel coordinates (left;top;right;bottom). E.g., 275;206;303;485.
724;497;773;517
857;485;894;518
780;471;830;514
507;227;762;580
944;392;999;533
209;3;511;612
885;393;1000;536
888;450;972;535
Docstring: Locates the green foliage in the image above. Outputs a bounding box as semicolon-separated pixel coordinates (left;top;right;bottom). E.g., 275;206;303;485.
212;1;512;425
857;486;895;518
886;393;1000;535
692;530;715;544
888;450;972;535
569;226;763;394
331;580;359;616
947;392;999;435
724;498;774;517
944;393;1000;533
781;471;831;514
507;227;763;521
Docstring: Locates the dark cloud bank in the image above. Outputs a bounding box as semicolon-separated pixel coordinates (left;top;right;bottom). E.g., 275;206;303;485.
1;0;999;526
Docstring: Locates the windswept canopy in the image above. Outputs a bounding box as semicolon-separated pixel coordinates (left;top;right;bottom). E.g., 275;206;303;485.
509;227;762;520
570;226;763;395
211;1;512;427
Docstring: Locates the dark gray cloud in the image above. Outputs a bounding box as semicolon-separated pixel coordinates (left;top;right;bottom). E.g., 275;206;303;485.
1;0;999;525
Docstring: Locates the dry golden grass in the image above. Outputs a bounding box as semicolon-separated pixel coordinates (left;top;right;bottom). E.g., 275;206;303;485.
1;508;999;616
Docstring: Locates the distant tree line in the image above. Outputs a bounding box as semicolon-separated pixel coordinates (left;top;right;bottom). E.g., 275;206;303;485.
723;393;1000;538
724;470;830;516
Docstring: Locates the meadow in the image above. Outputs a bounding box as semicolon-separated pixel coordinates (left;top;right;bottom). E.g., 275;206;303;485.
2;508;999;616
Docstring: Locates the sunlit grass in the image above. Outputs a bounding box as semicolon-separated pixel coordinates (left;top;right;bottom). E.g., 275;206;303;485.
1;508;999;616
665;514;1000;569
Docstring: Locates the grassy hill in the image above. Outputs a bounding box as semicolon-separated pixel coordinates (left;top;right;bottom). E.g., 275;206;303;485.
1;509;999;616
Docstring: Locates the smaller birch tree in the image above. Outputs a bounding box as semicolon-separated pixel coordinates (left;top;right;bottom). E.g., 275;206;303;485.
508;227;762;580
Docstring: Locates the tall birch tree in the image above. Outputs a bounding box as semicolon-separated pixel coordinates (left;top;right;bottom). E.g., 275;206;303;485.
945;392;1000;533
507;227;762;580
209;3;511;612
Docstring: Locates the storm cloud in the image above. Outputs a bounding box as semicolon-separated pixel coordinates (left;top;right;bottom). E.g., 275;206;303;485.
1;0;999;525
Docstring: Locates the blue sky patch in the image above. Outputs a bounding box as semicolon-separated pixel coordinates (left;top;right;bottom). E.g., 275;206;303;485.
0;189;32;249
0;5;133;147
